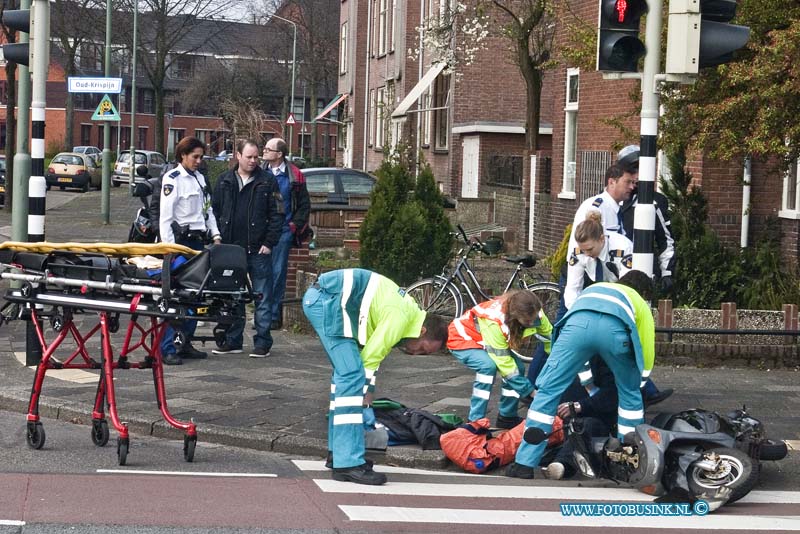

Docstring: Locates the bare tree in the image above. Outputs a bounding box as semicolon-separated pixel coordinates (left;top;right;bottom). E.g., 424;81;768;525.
489;0;556;153
51;0;104;151
115;0;231;155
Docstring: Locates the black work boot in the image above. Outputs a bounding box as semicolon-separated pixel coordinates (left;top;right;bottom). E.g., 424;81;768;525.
495;415;524;429
178;343;208;359
332;463;387;485
505;462;536;479
325;451;372;469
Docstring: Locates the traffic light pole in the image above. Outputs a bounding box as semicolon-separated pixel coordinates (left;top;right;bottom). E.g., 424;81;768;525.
11;0;31;244
101;0;112;223
632;0;663;278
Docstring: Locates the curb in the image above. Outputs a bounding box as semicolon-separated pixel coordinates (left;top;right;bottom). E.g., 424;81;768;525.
0;391;449;470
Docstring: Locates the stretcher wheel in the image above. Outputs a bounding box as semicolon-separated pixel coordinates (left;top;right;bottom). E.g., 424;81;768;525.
213;324;227;348
117;437;129;466
91;419;110;447
183;435;196;462
26;422;45;449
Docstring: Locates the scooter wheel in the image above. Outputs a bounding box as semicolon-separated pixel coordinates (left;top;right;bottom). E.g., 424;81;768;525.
688;446;757;505
759;439;788;462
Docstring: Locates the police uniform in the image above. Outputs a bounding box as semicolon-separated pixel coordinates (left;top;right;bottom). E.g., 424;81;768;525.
564;232;633;310
512;283;655;471
619;192;676;278
302;268;426;469
159;164;220;245
447;298;552;423
567;191;625;256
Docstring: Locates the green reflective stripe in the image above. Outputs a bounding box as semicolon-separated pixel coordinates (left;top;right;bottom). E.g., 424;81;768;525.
486;346;512;359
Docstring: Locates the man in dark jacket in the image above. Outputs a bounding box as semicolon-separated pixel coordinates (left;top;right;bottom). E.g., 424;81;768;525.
212;139;284;358
262;137;310;330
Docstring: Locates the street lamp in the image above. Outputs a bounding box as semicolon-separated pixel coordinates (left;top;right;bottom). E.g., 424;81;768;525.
271;13;297;158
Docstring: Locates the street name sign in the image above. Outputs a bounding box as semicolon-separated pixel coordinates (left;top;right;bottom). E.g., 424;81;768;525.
68;77;123;94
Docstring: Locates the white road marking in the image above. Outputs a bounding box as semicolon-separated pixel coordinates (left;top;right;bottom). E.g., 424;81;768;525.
14;351;99;383
0;520;25;526
292;459;502;477
339;506;800;529
314;480;800;504
97;469;277;478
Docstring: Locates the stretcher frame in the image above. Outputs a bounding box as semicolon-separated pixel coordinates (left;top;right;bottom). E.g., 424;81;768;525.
0;241;251;465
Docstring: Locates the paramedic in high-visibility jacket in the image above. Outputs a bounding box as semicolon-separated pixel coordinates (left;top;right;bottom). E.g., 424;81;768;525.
303;268;449;485
447;291;552;429
507;270;655;479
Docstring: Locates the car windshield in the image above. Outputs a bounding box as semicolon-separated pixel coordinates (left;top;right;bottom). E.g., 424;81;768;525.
52;155;84;166
119;153;147;164
73;147;86;152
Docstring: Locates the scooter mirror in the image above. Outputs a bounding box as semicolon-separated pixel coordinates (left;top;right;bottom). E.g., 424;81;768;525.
523;427;547;445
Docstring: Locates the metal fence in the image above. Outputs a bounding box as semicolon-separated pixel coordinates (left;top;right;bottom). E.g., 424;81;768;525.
579;150;613;202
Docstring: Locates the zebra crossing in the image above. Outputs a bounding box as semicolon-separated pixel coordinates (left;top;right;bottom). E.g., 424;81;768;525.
293;460;800;530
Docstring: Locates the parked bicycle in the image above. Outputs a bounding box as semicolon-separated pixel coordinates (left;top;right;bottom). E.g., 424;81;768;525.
405;224;560;361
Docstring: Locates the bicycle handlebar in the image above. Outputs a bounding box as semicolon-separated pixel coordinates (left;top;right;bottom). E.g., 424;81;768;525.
455;224;486;254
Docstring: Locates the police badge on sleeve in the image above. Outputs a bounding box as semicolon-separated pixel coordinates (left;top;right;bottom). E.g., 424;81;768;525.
163;184;174;196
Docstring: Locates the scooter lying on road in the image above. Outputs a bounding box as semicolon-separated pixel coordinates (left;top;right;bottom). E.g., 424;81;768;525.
127;165;160;243
525;405;787;512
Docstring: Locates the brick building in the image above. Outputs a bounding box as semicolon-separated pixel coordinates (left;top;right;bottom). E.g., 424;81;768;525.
0;13;338;160
337;0;799;265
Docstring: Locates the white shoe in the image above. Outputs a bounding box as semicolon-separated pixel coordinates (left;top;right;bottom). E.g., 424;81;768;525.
543;462;565;480
249;348;270;358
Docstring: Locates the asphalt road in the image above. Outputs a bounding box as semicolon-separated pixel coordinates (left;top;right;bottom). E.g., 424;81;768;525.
1;410;799;533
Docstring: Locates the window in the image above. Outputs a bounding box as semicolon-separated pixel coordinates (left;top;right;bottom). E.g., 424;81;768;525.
120;126;131;149
293;97;305;122
299;133;311;152
781;160;800;218
485;154;523;188
433;74;450;151
80;124;92;146
341;173;375;194
142;90;154;114
371;0;379;56
138;127;148;150
560;68;579;199
79;43;103;71
375;86;385;149
168;55;193;80
420;90;431;147
368;89;376;146
378;0;388;55
306;173;337;193
195;129;210;145
0;80;7;105
340;22;348;74
389;0;396;51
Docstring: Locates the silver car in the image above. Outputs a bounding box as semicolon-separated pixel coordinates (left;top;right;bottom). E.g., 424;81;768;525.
112;150;168;186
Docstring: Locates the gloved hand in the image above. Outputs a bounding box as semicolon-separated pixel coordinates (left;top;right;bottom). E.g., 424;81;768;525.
660;276;674;294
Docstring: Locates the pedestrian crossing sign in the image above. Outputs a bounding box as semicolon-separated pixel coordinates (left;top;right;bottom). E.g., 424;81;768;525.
91;94;121;121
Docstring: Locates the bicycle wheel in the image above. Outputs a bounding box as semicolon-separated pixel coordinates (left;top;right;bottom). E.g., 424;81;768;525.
405;278;463;319
512;282;562;363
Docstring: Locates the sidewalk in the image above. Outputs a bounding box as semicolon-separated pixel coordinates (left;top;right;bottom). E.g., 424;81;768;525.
0;189;798;471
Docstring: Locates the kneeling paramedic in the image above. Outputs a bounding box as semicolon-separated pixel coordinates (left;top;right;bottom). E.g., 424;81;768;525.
302;268;449;485
507;270;655;479
447;290;552;429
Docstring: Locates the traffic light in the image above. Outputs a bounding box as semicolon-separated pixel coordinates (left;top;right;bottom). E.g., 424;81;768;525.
666;0;750;75
2;8;31;66
596;0;649;72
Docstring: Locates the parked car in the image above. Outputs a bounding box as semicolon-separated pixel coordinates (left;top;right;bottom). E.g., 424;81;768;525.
0;155;5;206
72;146;102;163
45;152;102;192
112;150;168;186
303;167;376;205
215;150;233;161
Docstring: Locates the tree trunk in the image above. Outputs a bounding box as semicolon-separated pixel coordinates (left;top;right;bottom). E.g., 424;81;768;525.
309;83;318;160
65;92;74;150
516;36;541;154
154;85;165;156
4;61;17;211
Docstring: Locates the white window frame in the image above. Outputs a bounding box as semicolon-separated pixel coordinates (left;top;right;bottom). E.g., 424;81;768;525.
375;86;385;149
340;22;348;74
559;68;580;200
780;159;800;219
368;89;376;147
420;89;431;147
389;0;396;52
378;0;388;56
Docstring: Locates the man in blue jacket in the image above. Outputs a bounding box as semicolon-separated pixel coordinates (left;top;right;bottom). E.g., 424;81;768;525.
303;268;449;485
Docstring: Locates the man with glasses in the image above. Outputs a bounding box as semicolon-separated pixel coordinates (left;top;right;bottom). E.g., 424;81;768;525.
261;138;310;331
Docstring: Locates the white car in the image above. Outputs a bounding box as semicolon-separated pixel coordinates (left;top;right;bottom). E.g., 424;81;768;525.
72;146;102;162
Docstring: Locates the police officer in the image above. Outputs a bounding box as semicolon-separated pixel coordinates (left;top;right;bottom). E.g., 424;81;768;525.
158;136;221;365
616;145;676;294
